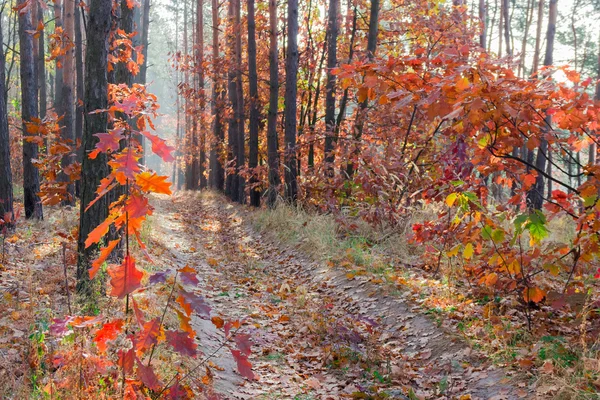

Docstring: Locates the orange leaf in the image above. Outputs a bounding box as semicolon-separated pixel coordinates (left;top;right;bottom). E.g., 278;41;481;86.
108;255;143;299
135;171;172;195
523;287;545;303
90;239;121;279
85;215;115;249
94;319;124;353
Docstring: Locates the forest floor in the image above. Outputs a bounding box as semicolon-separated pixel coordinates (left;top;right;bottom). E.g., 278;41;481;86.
147;191;534;399
0;190;590;399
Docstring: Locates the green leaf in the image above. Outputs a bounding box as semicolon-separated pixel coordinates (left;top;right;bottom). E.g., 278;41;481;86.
491;229;505;243
481;225;493;240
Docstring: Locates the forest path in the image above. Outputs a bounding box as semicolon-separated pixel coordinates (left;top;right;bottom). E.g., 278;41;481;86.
149;192;532;400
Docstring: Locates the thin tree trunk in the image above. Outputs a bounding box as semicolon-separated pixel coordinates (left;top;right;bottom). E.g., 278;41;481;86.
54;0;64;114
0;12;13;226
77;0;112;294
266;0;280;207
234;0;245;203
225;0;239;201
502;0;512;56
347;0;379;179
283;0;299;202
247;0;260;207
19;0;43;220
323;0;339;173
209;0;225;190
528;0;557;210
479;0;487;49
60;0;76;205
74;3;84;197
198;0;207;189
590;29;600;167
38;5;47;121
532;0;545;75
518;0;534;76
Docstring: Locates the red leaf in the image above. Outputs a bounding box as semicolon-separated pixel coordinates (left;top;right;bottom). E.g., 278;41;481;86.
108;255;143;299
118;348;135;374
94;319;124;353
141;131;175;162
167;382;189;399
166;330;197;358
178;265;199;286
136;358;162;390
234;334;252;356
90;239;120;279
124;194;150;219
231;349;254;380
177;290;211;319
90;128;124;159
135;318;161;354
132;297;146;329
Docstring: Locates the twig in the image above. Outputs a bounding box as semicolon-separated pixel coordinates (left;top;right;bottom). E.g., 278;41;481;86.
62;243;72;315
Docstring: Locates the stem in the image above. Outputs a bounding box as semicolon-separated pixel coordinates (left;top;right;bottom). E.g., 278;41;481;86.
147;271;179;366
62;243;72;315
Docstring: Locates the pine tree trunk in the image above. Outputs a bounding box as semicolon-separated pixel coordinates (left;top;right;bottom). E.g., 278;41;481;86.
54;0;64;115
0;13;13;226
209;0;225;190
323;0;339;174
60;0;76;205
527;0;557;210
532;0;545;75
74;2;84;197
38;5;47;121
225;0;239;201
266;0;280;207
234;0;245;204
247;0;260;207
283;0;299;202
19;0;43;220
77;0;112;294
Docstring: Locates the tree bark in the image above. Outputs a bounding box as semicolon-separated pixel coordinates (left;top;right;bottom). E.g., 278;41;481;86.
74;2;84;196
225;0;240;201
234;0;245;203
266;0;280;207
54;0;64;116
60;0;76;205
0;12;13;226
209;0;225;190
19;0;43;220
527;0;557;210
479;0;487;49
532;0;545;75
323;0;339;173
77;0;112;294
247;0;260;207
283;0;299;202
38;5;47;121
197;0;207;189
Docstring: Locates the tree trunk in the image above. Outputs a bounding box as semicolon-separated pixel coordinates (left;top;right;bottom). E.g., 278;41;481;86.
283;0;299;203
54;0;64;116
323;0;339;173
347;0;379;178
502;0;512;56
266;0;280;207
479;0;487;49
234;0;245;204
532;0;545;75
186;0;200;190
247;0;260;207
138;0;150;85
60;0;76;205
590;29;600;166
74;3;84;198
527;0;557;210
19;0;43;220
209;0;225;190
0;13;13;226
38;5;47;121
77;0;112;294
197;0;207;189
225;0;240;201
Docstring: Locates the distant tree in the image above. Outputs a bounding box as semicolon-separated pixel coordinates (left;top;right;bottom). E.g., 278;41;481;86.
266;0;280;207
247;0;260;207
0;10;13;226
323;0;339;174
284;0;299;202
60;0;76;205
209;0;225;190
19;0;43;220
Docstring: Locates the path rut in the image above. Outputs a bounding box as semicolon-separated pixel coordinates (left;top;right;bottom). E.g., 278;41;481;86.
150;192;532;399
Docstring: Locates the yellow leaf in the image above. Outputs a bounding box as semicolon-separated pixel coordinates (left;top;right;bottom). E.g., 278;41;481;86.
456;77;470;92
446;193;458;207
446;244;460;257
463;243;474;260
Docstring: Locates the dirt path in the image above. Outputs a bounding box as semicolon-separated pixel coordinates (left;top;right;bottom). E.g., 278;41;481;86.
149;192;532;399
